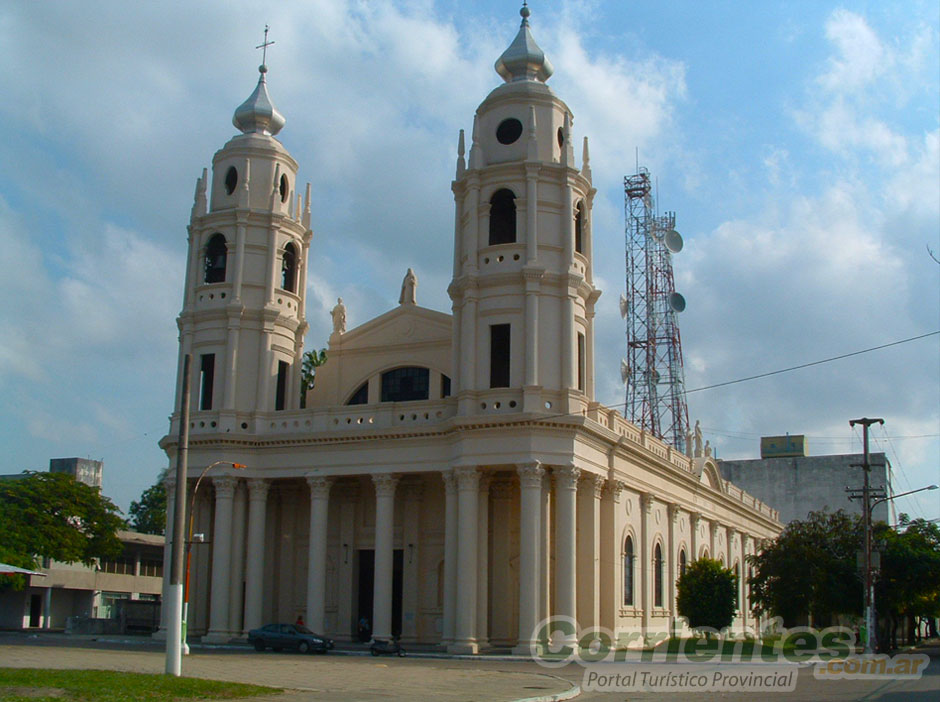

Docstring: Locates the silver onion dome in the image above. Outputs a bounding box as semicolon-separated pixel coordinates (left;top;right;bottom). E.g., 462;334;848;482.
233;64;286;136
494;3;553;83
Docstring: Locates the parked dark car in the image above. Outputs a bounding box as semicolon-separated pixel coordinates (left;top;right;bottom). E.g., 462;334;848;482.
248;623;334;653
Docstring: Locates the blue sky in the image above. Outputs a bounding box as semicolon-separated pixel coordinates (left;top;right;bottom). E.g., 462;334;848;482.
0;1;937;523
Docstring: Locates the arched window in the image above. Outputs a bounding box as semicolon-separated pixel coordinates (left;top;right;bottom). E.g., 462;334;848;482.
654;543;664;607
381;367;430;402
346;382;368;406
204;234;227;283
488;189;516;245
702;548;709;560
679;549;687;578
623;536;635;606
281;242;298;292
574;200;584;254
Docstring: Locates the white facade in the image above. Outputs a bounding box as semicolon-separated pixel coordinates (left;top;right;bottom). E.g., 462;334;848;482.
160;7;780;652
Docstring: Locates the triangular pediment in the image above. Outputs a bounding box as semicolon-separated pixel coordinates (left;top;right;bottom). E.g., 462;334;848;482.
337;304;451;350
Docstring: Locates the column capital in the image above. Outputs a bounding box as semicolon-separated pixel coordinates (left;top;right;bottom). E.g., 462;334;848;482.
639;491;654;514
372;473;400;497
212;476;238;499
709;520;719;536
454;466;480;491
580;473;605;499
667;503;680;524
305;474;334;499
442;470;458;494
603;479;625;502
247;478;270;501
516;462;544;488
742;534;751;550
553;464;581;490
689;510;701;527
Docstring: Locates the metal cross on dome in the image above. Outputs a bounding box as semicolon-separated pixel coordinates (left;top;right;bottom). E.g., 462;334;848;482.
256;25;275;67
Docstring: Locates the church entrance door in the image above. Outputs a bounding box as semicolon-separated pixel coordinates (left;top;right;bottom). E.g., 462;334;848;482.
356;549;403;640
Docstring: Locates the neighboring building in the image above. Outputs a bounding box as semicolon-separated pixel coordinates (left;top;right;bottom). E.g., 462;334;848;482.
0;530;164;631
719;446;892;524
49;457;103;488
160;6;780;652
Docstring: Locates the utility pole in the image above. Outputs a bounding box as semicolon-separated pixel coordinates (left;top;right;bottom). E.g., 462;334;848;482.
166;353;192;676
847;417;883;654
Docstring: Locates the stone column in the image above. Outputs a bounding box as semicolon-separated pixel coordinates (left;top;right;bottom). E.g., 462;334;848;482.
513;462;544;654
639;493;652;641
490;481;514;645
599;480;623;630
476;475;491;649
305;475;333;634
577;474;603;633
539;472;551;632
228;482;247;636
442;471;458;645
450;466;480;654
667;504;679;632
372;474;399;641
741;535;751;632
709;521;718;562
554;464;580;644
401;481;423;642
205;476;237;642
243;479;270;632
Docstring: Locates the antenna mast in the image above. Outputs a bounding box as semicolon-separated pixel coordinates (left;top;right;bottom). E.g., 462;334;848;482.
622;168;690;452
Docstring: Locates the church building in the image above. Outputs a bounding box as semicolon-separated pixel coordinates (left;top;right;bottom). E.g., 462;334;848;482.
159;6;781;653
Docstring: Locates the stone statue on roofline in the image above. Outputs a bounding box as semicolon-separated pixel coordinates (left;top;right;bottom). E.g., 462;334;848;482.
400;268;417;305
331;297;346;334
693;420;703;458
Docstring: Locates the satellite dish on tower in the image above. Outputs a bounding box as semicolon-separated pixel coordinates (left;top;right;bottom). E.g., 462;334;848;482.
664;229;683;253
669;292;686;313
619;294;629;319
620;359;630;384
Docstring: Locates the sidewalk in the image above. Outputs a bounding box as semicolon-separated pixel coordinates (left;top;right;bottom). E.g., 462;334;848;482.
0;635;580;702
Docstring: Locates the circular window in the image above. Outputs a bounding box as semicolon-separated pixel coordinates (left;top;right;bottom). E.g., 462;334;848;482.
557;126;565;148
224;166;238;195
496;118;523;145
279;173;289;203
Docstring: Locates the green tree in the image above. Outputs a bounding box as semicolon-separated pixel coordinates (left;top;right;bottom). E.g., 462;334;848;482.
0;472;125;584
748;509;862;626
676;558;738;635
300;347;327;408
128;470;167;535
875;515;940;647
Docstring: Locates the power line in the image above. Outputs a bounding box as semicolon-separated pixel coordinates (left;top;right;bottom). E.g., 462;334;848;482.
685;331;939;395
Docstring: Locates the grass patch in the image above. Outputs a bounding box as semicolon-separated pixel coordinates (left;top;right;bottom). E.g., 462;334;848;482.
0;668;280;702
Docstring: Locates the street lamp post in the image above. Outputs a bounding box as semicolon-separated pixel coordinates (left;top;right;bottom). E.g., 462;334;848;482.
181;460;246;655
848;417;882;654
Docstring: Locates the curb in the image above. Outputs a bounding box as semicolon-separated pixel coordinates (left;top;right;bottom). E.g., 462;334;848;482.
509;673;581;702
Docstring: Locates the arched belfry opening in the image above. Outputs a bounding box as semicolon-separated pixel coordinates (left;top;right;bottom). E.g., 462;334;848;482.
281;242;298;292
488;189;516;245
574;200;584;254
204;233;227;283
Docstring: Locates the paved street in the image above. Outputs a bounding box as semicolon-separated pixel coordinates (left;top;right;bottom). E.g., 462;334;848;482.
0;633;937;701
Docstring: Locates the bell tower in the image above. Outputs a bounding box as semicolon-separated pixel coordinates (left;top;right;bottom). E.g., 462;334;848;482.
173;56;312;434
448;4;600;416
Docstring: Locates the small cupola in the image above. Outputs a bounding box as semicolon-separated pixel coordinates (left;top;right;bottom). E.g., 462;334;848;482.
233;64;286;136
494;3;553;83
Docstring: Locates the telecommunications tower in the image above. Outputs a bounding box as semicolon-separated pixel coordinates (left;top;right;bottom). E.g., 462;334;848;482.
621;168;690;453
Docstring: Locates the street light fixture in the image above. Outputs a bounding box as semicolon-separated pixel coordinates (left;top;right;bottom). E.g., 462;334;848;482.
182;460;245;655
